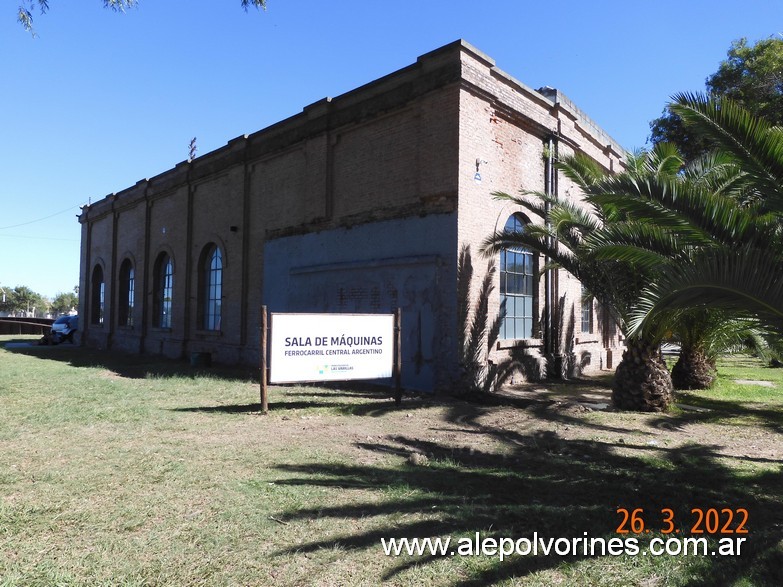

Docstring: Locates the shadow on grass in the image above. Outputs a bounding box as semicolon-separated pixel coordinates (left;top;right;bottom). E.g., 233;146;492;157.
2;337;51;346
5;339;440;417
261;401;783;586
172;402;265;414
169;394;424;417
5;339;782;583
667;393;783;435
6;343;259;382
5;344;421;416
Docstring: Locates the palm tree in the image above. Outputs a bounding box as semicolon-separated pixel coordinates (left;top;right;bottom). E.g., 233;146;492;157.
483;146;684;411
486;133;777;406
587;144;780;390
669;309;759;389
630;94;783;338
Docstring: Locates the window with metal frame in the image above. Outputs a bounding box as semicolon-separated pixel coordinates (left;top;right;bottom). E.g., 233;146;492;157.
153;253;173;329
500;214;535;340
202;245;222;331
581;284;593;334
90;264;104;325
118;259;134;327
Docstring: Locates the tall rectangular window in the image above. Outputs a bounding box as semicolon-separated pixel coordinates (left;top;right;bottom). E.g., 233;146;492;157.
154;253;173;329
500;214;534;340
90;265;104;325
161;259;172;329
581;284;593;334
203;246;222;331
118;260;134;327
127;269;135;326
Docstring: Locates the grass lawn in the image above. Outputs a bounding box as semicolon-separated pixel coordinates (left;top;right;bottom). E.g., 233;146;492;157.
1;336;781;586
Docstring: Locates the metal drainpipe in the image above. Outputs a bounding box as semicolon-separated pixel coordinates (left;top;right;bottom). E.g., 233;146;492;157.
544;136;555;358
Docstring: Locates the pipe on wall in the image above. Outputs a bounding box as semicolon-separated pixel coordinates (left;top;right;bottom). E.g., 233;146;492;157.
544;136;555;357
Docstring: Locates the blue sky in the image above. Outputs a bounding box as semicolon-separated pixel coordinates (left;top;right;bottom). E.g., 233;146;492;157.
2;0;782;299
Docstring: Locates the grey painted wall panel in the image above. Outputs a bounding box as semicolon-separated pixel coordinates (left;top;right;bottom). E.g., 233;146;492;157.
263;213;458;390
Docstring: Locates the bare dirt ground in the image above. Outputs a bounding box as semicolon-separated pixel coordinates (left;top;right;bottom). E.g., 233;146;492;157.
288;378;782;470
242;376;782;584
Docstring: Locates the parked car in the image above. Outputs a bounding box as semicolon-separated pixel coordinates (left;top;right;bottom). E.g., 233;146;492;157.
51;315;78;344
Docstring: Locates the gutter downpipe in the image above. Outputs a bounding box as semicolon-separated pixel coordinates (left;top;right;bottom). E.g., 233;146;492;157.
544;135;558;373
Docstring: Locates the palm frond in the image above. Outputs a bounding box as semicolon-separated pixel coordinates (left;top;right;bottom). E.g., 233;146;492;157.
556;153;607;188
671;93;783;213
683;151;744;194
592;172;776;248
645;142;685;177
491;190;549;220
631;246;783;336
481;228;579;274
456;244;473;353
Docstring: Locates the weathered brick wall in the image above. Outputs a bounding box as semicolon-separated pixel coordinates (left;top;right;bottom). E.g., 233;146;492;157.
143;184;189;359
79;45;462;369
263;213;457;391
80;208;113;351
111;200;145;354
454;45;624;383
187;166;246;363
78;39;624;388
457;85;549;383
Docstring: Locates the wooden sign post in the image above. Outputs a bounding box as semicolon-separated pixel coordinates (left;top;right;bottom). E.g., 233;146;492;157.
394;307;402;406
259;305;268;414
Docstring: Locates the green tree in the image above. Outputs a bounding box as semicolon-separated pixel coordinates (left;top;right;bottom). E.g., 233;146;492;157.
633;94;783;338
2;285;48;317
485;131;778;407
669;310;760;390
18;0;268;33
650;37;783;160
583;142;775;390
51;291;79;316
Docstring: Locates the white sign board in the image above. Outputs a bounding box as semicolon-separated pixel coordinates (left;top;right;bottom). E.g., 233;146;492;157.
269;313;395;383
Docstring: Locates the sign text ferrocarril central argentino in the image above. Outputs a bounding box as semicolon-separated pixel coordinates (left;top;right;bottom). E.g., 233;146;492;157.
258;308;402;412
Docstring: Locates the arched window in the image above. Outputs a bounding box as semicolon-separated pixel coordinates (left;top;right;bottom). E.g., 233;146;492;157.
118;259;135;327
200;245;222;331
500;214;534;340
90;264;104;325
153;253;173;329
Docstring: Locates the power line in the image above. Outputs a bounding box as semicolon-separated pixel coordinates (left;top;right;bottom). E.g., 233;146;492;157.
0;233;79;242
0;204;81;230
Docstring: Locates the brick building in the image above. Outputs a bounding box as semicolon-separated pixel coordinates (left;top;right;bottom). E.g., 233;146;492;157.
78;40;625;391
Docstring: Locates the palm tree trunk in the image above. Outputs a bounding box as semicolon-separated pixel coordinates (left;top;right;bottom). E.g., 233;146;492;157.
612;338;673;412
671;345;716;389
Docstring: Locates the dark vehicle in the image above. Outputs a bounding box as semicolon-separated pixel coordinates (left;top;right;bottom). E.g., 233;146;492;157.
51;315;78;344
